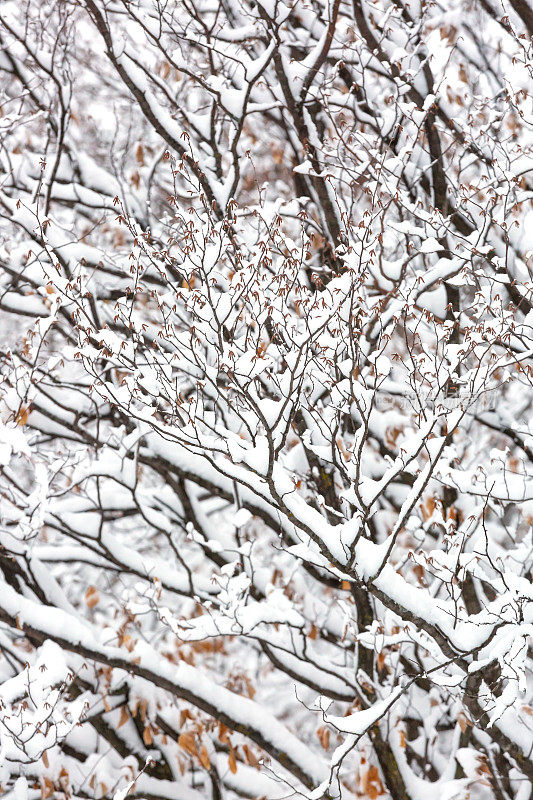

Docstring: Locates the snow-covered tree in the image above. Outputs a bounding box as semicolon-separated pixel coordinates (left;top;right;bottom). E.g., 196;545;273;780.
1;0;533;798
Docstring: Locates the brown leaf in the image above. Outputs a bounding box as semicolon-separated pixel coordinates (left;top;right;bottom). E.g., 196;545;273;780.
121;634;135;652
457;712;472;733
85;585;100;609
385;426;402;449
143;725;153;746
118;706;130;728
368;765;384;797
477;757;492;776
58;768;70;790
179;708;192;727
336;437;351;462
243;744;260;769
178;731;198;757
136;143;145;165
41;750;49;769
218;722;230;744
228;749;238;774
420;495;436;521
139;698;148;722
16;406;29;426
316;726;330;750
199;745;211;770
412;564;426;585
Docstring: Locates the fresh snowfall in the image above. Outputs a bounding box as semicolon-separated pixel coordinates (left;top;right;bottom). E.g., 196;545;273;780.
0;1;533;800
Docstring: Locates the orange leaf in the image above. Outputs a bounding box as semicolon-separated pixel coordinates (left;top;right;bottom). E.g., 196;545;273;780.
316;726;330;750
16;406;29;426
118;706;130;728
421;496;436;521
85;585;100;609
178;731;198;757
244;676;256;699
218;722;230;744
228;749;238;774
243;744;260;769
180;708;192;727
143;725;153;746
139;698;148;722
457;712;472;733
199;745;211;770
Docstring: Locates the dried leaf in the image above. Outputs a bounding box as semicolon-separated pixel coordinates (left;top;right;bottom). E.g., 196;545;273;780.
139;698;148;722
421;495;436;521
85;585;100;609
228;749;238;774
16;406;29;426
118;706;130;728
199;745;211;770
42;750;49;769
316;726;330;750
218;722;230;744
178;731;198;757
243;744;260;769
143;725;153;746
457;712;472;733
